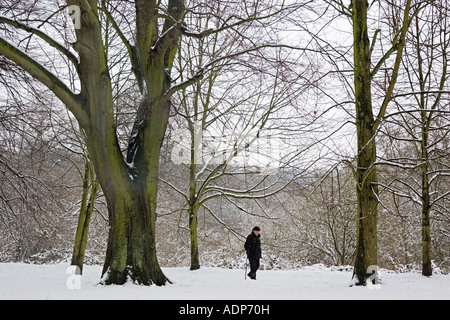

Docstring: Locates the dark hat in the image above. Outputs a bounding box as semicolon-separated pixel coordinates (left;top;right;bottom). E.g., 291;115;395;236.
252;226;260;231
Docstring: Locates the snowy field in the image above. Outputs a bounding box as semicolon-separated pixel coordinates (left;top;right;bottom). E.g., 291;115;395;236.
1;262;449;300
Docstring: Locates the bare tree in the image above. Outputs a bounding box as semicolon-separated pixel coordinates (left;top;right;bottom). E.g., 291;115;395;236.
301;167;357;266
0;61;81;262
377;0;450;276
303;0;429;285
158;0;315;271
0;0;312;285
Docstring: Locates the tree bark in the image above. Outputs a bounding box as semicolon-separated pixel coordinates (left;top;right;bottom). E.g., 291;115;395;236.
352;0;379;286
189;206;200;270
66;0;184;285
421;111;433;277
414;11;438;276
0;0;200;285
350;0;415;285
100;178;167;286
71;160;99;274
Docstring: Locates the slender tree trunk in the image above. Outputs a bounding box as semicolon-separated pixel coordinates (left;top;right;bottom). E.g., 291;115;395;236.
188;121;201;270
415;14;434;276
71;160;99;274
421;122;433;276
421;174;432;277
352;0;378;285
189;206;200;270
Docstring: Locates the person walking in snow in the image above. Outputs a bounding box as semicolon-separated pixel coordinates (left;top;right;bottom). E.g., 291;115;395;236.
244;226;261;280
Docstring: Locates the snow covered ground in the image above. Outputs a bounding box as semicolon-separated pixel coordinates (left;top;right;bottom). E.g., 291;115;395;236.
1;262;449;300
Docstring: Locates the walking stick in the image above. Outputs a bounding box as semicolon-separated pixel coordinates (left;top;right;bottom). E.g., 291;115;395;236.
245;256;248;280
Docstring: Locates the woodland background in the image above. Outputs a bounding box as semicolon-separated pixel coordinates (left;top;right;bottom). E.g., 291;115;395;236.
0;0;449;278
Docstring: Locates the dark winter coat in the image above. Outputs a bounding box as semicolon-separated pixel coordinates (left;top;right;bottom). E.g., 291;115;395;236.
244;232;261;260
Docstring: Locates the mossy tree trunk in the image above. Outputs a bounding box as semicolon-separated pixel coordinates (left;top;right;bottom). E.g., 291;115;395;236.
0;0;187;286
71;159;99;274
351;0;413;285
352;0;378;285
75;0;185;285
188;123;201;270
0;0;204;285
189;205;200;270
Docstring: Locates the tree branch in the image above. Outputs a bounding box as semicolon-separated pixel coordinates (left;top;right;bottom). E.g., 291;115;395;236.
0;37;87;126
0;16;80;71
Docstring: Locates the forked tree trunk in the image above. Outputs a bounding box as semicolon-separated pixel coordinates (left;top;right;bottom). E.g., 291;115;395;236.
95;96;170;286
0;0;185;286
70;0;183;286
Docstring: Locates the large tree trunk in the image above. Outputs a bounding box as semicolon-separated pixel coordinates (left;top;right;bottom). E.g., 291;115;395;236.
81;101;169;286
0;0;185;286
352;0;379;285
101;181;167;286
86;96;170;286
70;0;168;286
67;0;184;286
